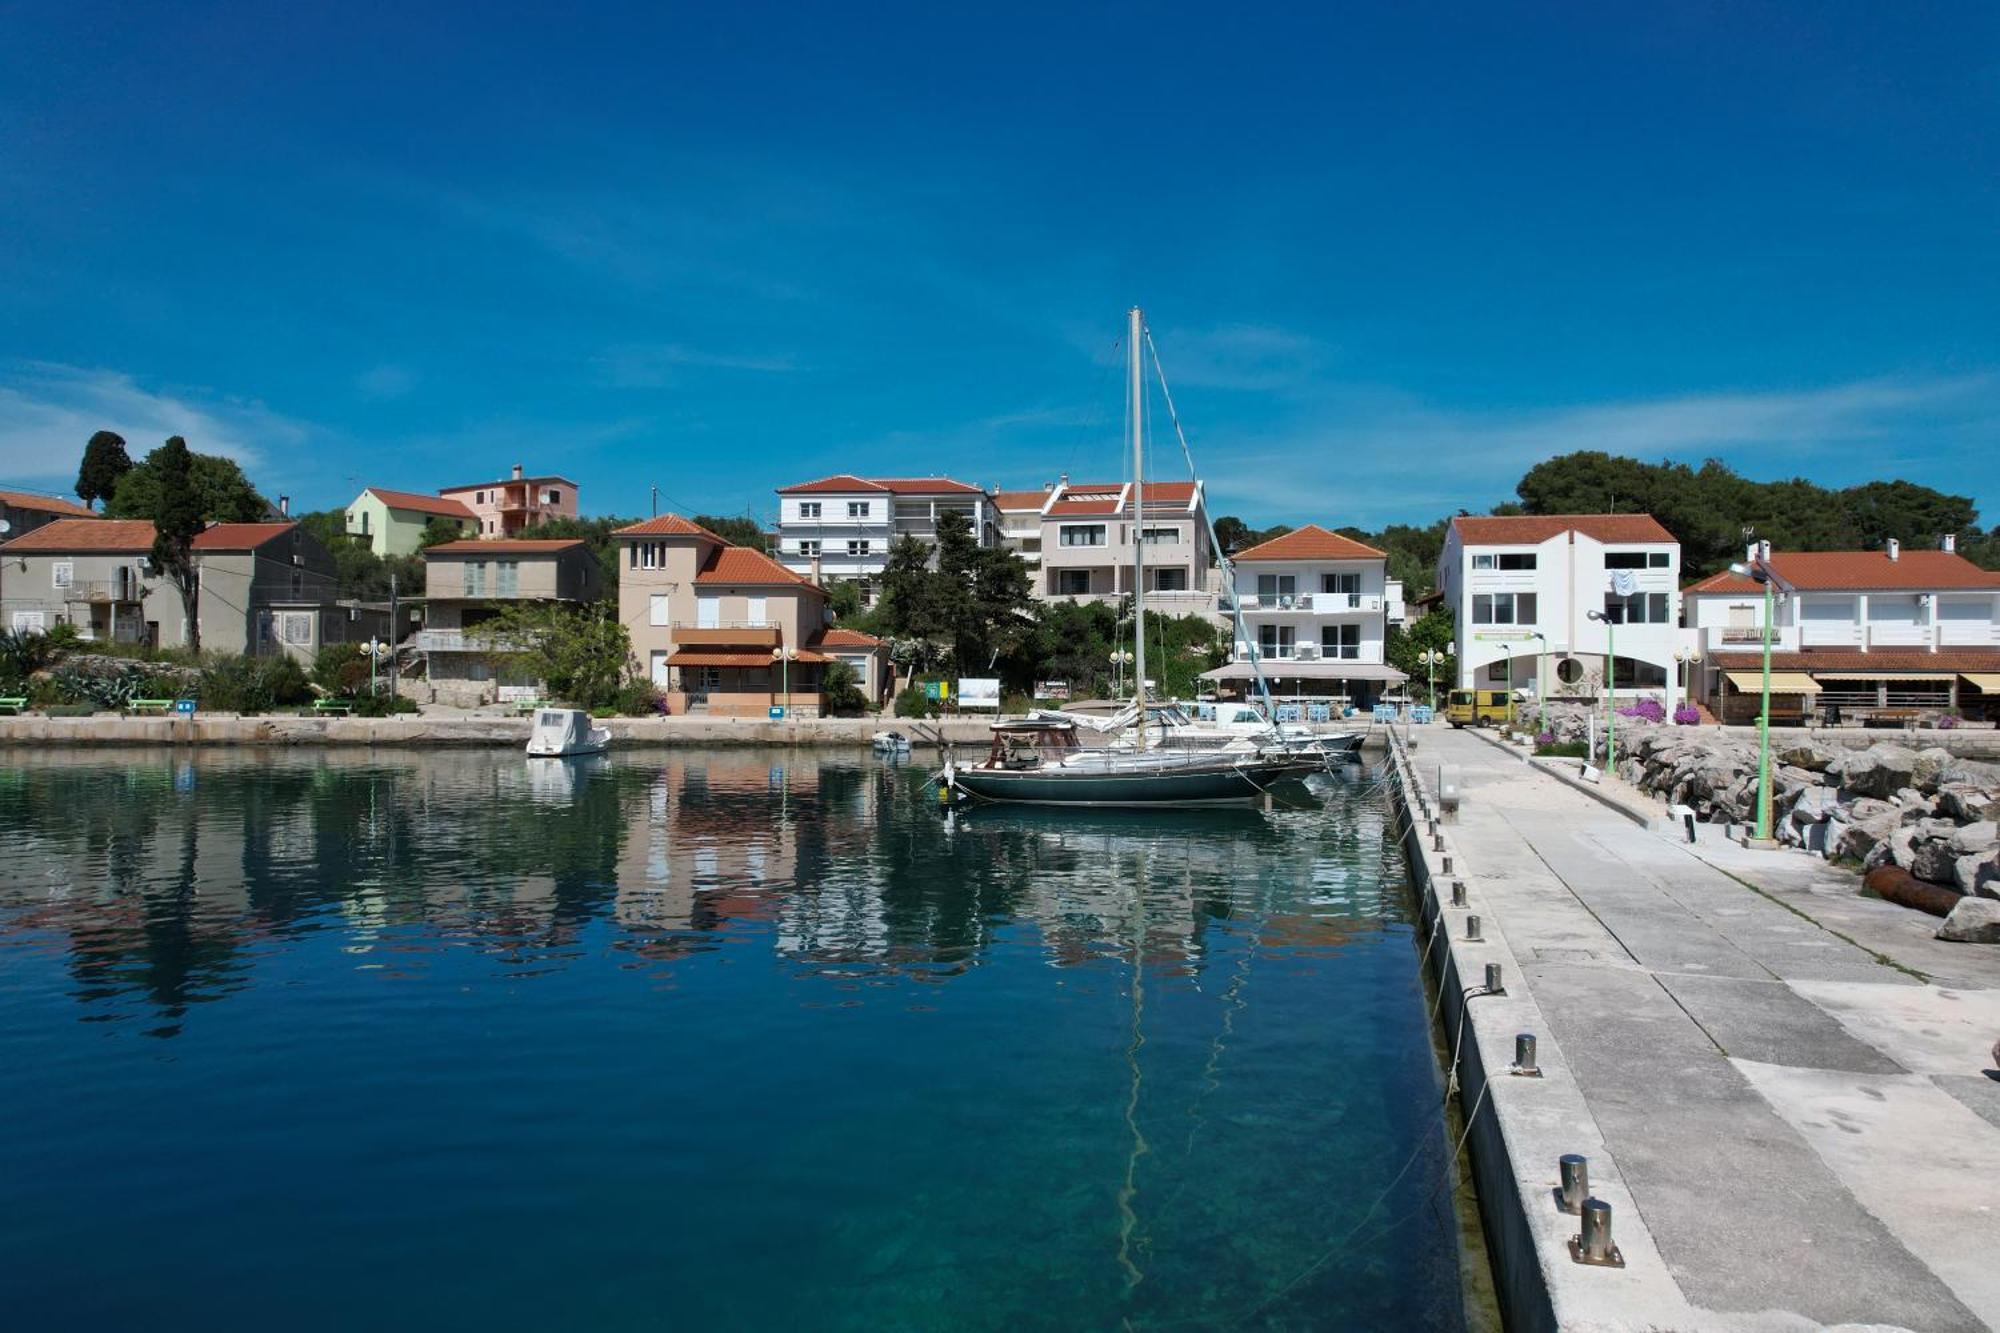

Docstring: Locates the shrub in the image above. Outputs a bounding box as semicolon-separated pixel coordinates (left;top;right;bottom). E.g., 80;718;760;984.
613;679;665;717
1616;697;1667;723
820;661;868;717
1534;740;1590;758
894;688;935;719
313;642;370;697
1937;713;1959;730
350;693;418;718
1673;704;1701;726
198;655;313;714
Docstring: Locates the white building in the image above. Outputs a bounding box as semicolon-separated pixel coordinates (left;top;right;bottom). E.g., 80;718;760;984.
1200;525;1408;707
771;475;995;589
1684;537;2000;723
1438;513;1684;707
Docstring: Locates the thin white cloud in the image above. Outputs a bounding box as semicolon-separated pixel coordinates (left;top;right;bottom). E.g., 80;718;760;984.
0;361;305;487
596;343;800;388
1142;323;1333;393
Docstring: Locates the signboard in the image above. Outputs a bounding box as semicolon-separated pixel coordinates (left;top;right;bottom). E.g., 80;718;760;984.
1035;680;1070;701
957;678;1000;711
923;681;951;702
768;705;786;720
174;698;196;716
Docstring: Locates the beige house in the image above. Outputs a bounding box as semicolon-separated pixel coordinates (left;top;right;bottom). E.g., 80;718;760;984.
1;488;98;543
416;538;604;706
438;464;580;539
0;518;356;659
343;487;477;556
615;514;885;717
1031;478;1216;611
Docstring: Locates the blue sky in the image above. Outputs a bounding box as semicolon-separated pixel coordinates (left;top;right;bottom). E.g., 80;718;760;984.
2;2;1994;529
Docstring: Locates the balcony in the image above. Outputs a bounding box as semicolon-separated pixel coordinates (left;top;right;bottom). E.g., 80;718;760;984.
673;624;783;648
61;579;143;604
1237;592;1381;615
415;628;526;653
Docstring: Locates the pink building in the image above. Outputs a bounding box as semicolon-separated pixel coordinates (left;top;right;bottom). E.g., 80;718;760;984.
438;464;580;538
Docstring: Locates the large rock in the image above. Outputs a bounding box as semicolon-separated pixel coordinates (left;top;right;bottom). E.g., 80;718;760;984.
1789;786;1840;825
1830;744;1919;799
1949;820;1999;855
1935;897;2000;944
1777;741;1835;772
1911;747;1961;793
1833;810;1901;863
1911;837;1963;886
1881;825;1919;872
1955;852;2000;899
1936;784;2000;824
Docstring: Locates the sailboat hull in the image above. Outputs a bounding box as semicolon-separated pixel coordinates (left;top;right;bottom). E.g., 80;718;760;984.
948;758;1301;807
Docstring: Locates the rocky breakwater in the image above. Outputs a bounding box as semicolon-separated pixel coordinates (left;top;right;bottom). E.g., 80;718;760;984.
1535;705;2000;942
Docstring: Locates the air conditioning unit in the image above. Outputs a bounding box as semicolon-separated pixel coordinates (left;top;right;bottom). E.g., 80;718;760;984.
1296;642;1321;660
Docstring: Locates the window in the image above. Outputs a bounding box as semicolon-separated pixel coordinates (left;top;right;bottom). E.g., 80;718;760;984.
1471;592;1537;625
640;543;659;570
697;596;720;629
546;488;562;506
649;594;670;627
360;512;370;535
1602;591;1669;624
1612;659;1668;688
1321;624;1361;659
52;561;73;589
798;540;821;557
1607;550;1671;568
1151;568;1188;591
496;560;518;597
746;597;768;626
1141;526;1179;544
847;501;868;519
799;501;822;519
280;612;314;646
1060;525;1106;547
1321;572;1360;596
1256;574;1297;599
1487;660;1510;683
1556;657;1584;684
847;539;871;557
464;562;487;596
290;571;303;597
1257;625;1296;659
1473;552;1536;570
11;611;46;633
1055;569;1090;595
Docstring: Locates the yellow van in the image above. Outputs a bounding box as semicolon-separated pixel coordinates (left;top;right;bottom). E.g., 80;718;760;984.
1445;689;1514;728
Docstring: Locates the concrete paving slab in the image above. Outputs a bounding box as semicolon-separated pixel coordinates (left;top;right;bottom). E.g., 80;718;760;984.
1734;1060;2000;1329
1937;1073;2000;1132
1653;973;1907;1074
1788;981;2000;1078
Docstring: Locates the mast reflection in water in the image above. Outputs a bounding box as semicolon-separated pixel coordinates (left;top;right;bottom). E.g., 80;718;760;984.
0;748;1466;1330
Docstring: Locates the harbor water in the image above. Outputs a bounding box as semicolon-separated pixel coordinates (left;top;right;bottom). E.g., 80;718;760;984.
0;749;1467;1330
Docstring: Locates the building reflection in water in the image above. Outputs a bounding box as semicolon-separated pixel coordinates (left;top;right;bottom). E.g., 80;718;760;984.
0;748;1405;1035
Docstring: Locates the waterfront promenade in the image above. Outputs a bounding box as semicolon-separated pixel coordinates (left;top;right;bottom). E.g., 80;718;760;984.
1409;726;2000;1330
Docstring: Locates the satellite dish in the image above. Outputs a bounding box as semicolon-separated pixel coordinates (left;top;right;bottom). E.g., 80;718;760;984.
0;519;11;534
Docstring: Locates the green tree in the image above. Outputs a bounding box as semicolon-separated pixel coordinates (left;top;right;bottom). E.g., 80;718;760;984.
75;430;133;510
1213;515;1254;555
1385;608;1456;706
108;445;267;523
692;514;770;552
820;659;868;715
148;437;207;652
473;601;630;708
825;579;866;622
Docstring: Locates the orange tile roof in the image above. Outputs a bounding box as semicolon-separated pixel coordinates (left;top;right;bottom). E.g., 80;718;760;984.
1045;497;1122;517
697;544;818;587
1451;513;1676;545
364;487;477;520
816;627;883;647
191;523;300;551
614;513;724;540
992;489;1052;511
0;489;97;518
425;538;586;555
439;473;578;492
1709;649;2000;673
1231;524;1386;562
778;474;985;495
1684;549;2000;594
1;518;156;553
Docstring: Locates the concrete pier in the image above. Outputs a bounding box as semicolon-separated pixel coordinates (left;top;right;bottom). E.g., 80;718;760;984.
1390;726;2000;1331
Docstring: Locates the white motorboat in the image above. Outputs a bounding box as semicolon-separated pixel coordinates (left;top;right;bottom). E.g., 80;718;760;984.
872;730;913;755
526;707;611;758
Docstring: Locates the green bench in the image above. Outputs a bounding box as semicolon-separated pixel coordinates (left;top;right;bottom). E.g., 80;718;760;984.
127;698;174;714
0;697;26;716
312;699;353;716
512;698;548;716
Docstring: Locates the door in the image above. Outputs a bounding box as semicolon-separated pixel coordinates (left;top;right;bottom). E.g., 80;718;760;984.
746;596;767;626
651;651;671;687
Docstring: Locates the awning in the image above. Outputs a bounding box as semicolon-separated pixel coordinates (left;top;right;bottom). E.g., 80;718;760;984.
1811;670;1953;682
667;651;776;669
1200;661;1409;683
1723;670;1821;694
1961;673;2000;692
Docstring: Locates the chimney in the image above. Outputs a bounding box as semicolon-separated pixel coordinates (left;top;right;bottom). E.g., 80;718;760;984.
1941;533;1957;553
511;463;524;481
1757;539;1771;562
278;494;289;517
1886;537;1900;561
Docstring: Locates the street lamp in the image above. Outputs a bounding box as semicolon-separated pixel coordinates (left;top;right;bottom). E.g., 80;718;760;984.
364;636;391;697
1586;610;1614;767
1416;648;1446;711
1110;648;1134;698
1530;631;1549;733
1674;646;1703;716
1728;556;1784;842
771;644;796;716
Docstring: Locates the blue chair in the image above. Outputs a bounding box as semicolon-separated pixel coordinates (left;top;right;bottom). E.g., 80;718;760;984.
1276;703;1302;723
1307;703;1331;723
1411;705;1433;725
1372;704;1397;724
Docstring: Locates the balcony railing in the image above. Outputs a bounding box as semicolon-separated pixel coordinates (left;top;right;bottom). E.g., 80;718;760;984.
60;579;146;604
673;624;782;648
415;628;526;653
1236;592;1380;614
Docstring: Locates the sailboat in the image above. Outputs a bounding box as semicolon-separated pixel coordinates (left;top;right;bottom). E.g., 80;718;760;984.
940;308;1311;807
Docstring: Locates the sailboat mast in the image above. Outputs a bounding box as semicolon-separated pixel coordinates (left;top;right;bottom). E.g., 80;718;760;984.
1128;305;1147;741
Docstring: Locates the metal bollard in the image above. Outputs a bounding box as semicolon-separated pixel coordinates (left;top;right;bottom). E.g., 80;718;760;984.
1485;961;1504;994
1441;854;1454;875
1556;1154;1588;1213
1569;1197;1625;1267
1465;914;1482;942
1450;879;1467;908
1511;1032;1541;1077
1433;830;1445;852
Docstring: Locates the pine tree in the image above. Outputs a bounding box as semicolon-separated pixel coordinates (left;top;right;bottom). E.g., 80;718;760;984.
75;430;133;510
149;437;207;652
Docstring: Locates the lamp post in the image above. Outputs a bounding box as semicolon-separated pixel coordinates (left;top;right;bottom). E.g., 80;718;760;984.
1586;610;1614;767
1110;648;1134;698
1417;648;1446;710
771;644;795;716
1531;631;1549;733
1728;556;1781;841
365;636;390;697
1674;646;1703;719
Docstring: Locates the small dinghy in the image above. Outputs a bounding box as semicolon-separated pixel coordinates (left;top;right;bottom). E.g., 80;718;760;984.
526;707;611;758
871;730;912;755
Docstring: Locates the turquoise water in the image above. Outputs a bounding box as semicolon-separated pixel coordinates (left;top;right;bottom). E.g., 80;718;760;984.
0;749;1465;1330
